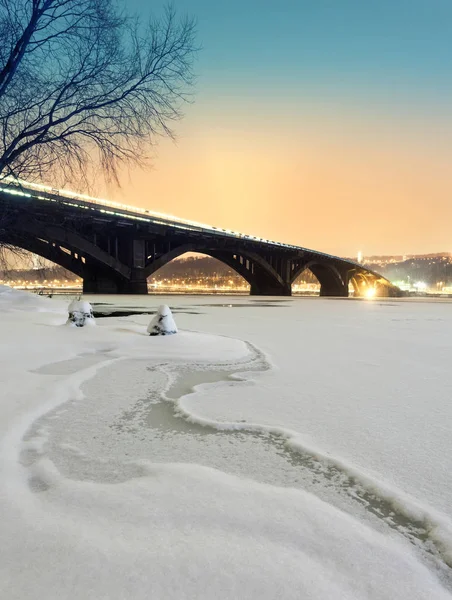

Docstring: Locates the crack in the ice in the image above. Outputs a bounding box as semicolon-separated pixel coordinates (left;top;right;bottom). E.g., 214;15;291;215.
118;341;451;574
21;336;452;579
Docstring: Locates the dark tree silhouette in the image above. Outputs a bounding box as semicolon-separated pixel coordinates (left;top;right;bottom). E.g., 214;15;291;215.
0;0;196;186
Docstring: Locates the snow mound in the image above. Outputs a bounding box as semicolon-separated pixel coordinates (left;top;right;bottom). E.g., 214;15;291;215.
66;299;95;327
0;285;66;313
147;304;178;336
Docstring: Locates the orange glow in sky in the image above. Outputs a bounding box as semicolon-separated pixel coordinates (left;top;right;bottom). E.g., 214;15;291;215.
99;100;452;257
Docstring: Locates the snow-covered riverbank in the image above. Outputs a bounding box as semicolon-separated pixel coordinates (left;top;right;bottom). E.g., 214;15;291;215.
1;288;451;599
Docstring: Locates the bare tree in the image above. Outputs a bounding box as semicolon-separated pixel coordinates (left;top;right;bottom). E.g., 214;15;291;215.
0;0;196;186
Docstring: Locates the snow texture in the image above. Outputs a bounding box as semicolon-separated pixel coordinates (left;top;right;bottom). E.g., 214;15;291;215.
0;290;451;599
147;304;177;335
0;284;66;313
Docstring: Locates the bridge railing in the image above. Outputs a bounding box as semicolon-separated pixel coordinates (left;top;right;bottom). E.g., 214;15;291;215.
0;177;298;249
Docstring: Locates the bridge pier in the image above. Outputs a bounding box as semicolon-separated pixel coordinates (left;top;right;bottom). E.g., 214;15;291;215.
127;269;148;294
83;267;122;294
249;281;292;296
82;265;148;294
319;282;349;297
309;264;350;297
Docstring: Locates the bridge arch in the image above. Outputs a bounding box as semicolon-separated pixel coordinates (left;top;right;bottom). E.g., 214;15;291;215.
6;236;84;278
4;227;136;294
291;265;321;295
15;222;131;280
290;260;348;297
349;272;394;297
349;272;372;297
146;250;250;292
144;244;290;295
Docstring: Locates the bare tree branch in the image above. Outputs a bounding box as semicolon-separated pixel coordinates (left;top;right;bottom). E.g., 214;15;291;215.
0;1;197;187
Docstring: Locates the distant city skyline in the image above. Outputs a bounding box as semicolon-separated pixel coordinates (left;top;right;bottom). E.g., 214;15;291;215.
92;1;452;256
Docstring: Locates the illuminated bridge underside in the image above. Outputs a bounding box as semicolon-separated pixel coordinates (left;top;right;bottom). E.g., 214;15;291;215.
0;182;400;297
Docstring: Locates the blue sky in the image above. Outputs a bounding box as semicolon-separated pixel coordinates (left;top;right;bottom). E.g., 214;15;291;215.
130;0;452;105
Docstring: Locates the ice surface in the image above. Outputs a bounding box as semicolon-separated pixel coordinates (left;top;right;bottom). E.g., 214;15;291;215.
0;291;452;598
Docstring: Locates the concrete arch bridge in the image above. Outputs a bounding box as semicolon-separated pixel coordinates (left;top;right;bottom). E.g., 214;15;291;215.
0;181;400;297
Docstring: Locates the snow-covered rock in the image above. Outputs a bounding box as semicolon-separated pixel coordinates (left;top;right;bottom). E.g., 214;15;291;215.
66;299;95;328
147;305;177;336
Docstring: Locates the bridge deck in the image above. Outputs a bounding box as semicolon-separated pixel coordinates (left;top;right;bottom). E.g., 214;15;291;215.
0;178;365;266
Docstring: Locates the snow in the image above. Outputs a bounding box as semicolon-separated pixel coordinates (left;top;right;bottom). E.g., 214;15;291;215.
147;303;177;335
0;284;66;313
172;299;452;536
68;298;94;315
0;290;452;598
67;299;95;327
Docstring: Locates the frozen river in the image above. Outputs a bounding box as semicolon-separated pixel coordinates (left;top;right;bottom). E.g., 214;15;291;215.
1;289;452;599
86;295;452;508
